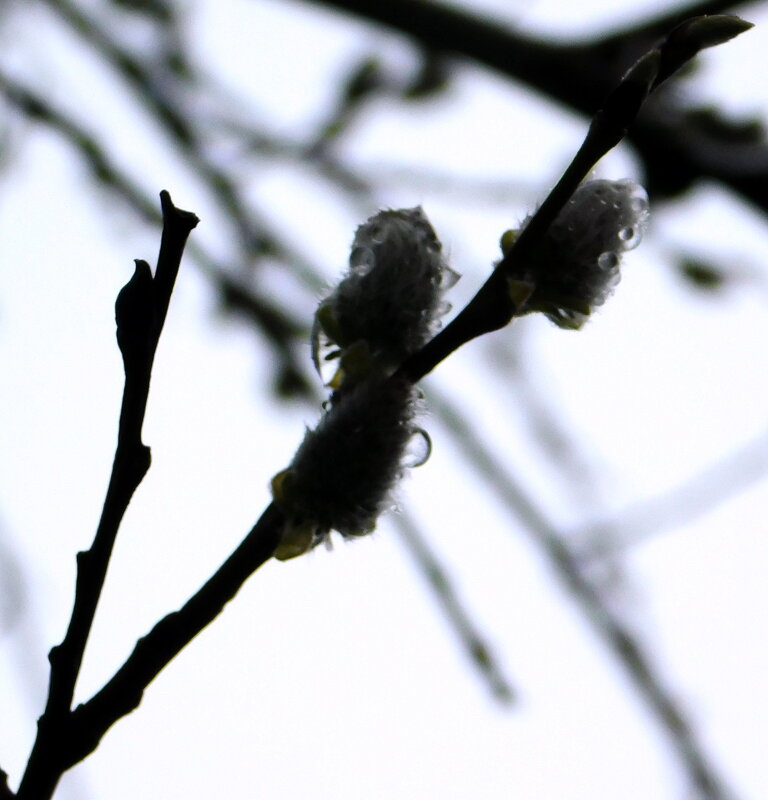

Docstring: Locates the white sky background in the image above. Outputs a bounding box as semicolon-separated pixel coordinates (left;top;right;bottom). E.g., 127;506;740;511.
1;0;768;798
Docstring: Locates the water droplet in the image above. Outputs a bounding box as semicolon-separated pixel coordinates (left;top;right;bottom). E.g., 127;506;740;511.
404;428;432;468
598;251;619;270
619;224;644;249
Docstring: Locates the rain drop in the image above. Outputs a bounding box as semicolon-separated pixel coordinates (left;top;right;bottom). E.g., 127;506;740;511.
619;225;643;249
404;428;432;468
598;251;619;270
367;224;386;244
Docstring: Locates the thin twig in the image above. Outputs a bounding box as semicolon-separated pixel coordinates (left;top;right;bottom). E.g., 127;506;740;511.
428;387;736;800
0;69;317;399
16;193;198;800
66;503;283;769
45;0;324;291
393;509;515;704
575;428;768;560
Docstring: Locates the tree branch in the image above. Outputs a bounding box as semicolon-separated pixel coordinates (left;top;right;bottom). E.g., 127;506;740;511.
301;0;765;213
66;503;283;767
393;509;515;704
0;68;317;400
398;15;751;381
16;192;198;800
428;387;736;800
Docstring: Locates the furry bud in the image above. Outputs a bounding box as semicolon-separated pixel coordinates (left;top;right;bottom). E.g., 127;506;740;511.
272;376;419;559
507;179;649;329
312;207;458;380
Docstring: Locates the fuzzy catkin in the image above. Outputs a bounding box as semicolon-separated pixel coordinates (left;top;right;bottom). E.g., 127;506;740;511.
313;207;457;373
519;179;649;328
275;207;456;559
277;375;418;545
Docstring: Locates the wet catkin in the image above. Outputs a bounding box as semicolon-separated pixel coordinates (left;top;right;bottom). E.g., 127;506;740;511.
513;179;649;328
274;208;454;560
312;207;458;378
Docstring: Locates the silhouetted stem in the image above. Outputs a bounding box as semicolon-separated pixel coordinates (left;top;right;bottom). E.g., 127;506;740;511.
16;192;198;800
68;504;283;765
397;15;750;382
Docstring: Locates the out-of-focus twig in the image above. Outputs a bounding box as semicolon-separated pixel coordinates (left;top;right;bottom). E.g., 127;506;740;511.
485;335;607;508
303;0;767;214
44;0;327;294
575;428;768;560
393;509;515;704
428;384;735;800
0;68;317;399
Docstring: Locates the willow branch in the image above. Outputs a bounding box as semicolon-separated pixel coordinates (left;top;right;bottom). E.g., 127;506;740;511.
16;192;198;800
65;503;283;768
398;15;751;382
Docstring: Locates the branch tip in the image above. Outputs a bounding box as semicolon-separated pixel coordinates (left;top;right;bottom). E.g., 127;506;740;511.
673;14;753;50
655;15;753;88
159;189;199;232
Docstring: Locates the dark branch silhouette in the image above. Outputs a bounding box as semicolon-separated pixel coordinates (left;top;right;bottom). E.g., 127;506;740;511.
17;192;198;800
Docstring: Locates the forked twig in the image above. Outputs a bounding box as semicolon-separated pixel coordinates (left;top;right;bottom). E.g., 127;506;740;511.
16;192;198;800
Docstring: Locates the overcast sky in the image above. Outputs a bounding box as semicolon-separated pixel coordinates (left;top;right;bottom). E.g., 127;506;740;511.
2;1;768;798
